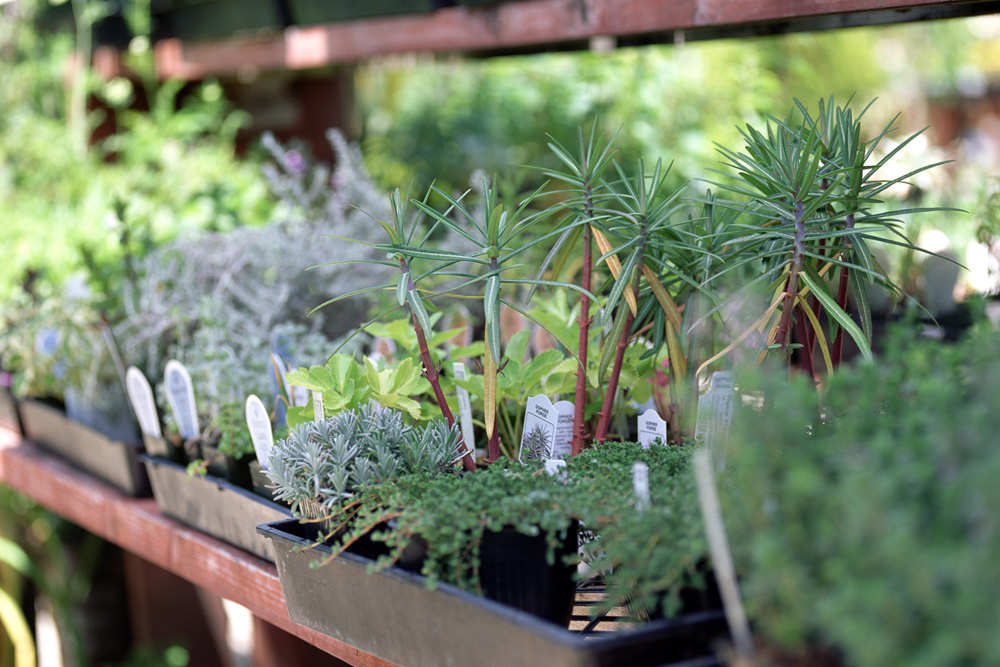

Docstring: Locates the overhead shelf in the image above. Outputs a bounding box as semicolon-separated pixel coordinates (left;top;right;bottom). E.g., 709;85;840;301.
150;0;1000;79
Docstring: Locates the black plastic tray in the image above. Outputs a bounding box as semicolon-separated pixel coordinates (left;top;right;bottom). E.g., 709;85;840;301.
259;518;727;667
143;456;290;561
18;399;151;497
0;387;21;435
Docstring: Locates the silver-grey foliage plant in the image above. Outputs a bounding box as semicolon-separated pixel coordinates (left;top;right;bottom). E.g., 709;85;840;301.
265;402;465;519
116;130;393;378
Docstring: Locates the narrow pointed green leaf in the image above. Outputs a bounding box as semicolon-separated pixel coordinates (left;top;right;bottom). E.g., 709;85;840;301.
800;270;872;362
598;303;629;384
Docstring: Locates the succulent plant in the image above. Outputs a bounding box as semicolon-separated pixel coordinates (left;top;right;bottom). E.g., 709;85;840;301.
264;403;464;519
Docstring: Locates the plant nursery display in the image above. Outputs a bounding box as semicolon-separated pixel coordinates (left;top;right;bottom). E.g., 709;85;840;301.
252;97;957;666
0;86;972;667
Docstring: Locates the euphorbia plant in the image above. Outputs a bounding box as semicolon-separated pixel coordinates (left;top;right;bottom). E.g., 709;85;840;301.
706;97;950;379
411;178;598;461
528;123;619;455
316;189;477;470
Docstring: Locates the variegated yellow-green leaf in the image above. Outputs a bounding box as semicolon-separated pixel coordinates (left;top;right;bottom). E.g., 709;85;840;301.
643;266;682;330
593;227;637;314
484;334;498;438
796;293;834;375
665;320;687;381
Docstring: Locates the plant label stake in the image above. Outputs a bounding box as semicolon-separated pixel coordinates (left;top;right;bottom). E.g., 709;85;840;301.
551;400;575;459
245;394;274;468
312;391;324;423
544;458;568;481
693;448;754;660
125;366;161;438
694;371;736;471
637;408;667;449
519;395;559;463
632;461;650;512
164;360;199;440
452;362;477;458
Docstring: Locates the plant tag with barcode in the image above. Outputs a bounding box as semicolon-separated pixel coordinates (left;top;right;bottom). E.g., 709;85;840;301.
125;366;161;437
551;400;575;459
519;395;558;463
245;394;274;467
637;408;667;449
694;370;736;470
164;360;199;440
452;362;476;457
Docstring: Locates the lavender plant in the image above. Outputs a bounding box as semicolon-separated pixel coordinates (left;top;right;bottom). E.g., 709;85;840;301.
265;403;465;520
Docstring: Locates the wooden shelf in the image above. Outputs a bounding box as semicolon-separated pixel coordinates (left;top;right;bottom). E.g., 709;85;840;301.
149;0;1000;80
0;427;394;667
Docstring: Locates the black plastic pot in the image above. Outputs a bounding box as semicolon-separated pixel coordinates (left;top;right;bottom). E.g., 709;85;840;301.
143;456;290;561
142;433;188;464
248;461;278;502
18;399;151;497
198;442;253;490
479;523;579;627
258;518;727;667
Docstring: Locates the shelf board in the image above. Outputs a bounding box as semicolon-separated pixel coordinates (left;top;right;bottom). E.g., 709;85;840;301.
150;0;1000;79
0;427;395;667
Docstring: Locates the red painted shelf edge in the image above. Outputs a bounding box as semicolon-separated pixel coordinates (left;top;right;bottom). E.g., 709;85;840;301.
0;427;395;667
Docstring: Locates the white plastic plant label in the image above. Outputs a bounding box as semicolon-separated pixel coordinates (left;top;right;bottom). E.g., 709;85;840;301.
164;360;199;440
694;370;736;470
518;395;558;463
544;458;568;482
637;408;668;449
312;391;324;423
452;362;476;457
125;366;161;438
551;400;575;459
632;461;651;512
245;394;274;467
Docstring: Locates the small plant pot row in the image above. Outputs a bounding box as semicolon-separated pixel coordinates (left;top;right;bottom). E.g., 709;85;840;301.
141;455;290;561
15;398;151;497
258;518;727;667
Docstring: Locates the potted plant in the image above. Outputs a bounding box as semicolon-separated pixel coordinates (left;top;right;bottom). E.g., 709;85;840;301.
258;421;726;667
258;98;950;664
0;280;150;496
722;319;1000;665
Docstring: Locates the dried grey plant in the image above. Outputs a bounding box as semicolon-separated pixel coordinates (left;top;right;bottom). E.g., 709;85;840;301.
116;129;395;380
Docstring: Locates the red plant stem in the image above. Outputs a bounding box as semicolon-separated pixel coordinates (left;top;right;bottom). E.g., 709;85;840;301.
594;228;646;443
594;308;635;443
571;185;595;457
832;213;855;366
794;304;815;381
404;265;477;471
774;202;806;355
487;428;501;463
